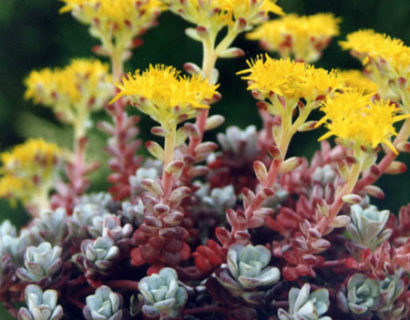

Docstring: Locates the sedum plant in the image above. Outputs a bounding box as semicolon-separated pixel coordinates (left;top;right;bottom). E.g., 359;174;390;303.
18;285;63;320
347;204;392;251
0;1;409;320
216;244;280;304
338;273;381;315
138;267;187;319
278;284;330;320
83;286;124;320
16;243;63;283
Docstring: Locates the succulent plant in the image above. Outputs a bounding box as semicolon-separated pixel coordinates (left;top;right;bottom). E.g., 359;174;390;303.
18;285;63;320
68;203;107;239
120;200;144;226
130;165;160;196
31;208;68;245
16;242;62;282
216;244;280;304
102;215;133;242
88;214;133;244
76;236;120;274
138;267;188;319
338;273;380;315
0;220;17;237
83;286;124;320
217;125;259;158
377;275;404;312
278;284;330;320
312;164;337;185
347;204;392;250
1;229;38;265
0;221;18;282
195;182;237;214
79;192;119;213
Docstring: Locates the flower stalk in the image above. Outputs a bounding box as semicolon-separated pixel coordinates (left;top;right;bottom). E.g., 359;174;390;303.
355;117;410;191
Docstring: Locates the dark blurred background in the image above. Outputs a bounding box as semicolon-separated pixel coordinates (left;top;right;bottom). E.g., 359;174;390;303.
0;0;409;317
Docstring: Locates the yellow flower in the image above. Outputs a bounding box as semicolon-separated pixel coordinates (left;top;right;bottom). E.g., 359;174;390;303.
317;91;410;155
239;55;340;106
163;0;283;32
25;59;113;135
0;139;64;206
248;13;340;62
340;30;410;109
60;0;164;54
338;70;378;94
111;65;219;129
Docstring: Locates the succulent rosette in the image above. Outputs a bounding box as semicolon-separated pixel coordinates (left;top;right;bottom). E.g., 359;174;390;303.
338;273;381;315
16;242;63;283
18;285;63;320
347;204;392;250
278;284;331;320
216;244;280;304
138;267;188;319
83;286;124;320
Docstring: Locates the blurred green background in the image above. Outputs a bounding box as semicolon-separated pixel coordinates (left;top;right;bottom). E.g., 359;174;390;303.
0;0;409;318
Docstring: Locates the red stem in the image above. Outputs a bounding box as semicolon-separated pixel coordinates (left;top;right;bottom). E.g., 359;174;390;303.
68;296;85;309
272;301;289;308
104;280;139;292
183;305;227;315
318;259;346;268
355;150;396;191
189;109;209;154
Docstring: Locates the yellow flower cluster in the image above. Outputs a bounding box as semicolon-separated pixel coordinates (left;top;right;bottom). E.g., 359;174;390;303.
60;0;164;55
247;13;340;62
340;30;410;109
239;55;340;108
338;70;378;94
25;59;113;137
317;91;410;155
112;65;219;129
163;0;283;33
0;139;63;207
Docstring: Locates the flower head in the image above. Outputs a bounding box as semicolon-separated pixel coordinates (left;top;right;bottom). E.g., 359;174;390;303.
112;65;219;128
25;59;113;135
0;139;63;207
340;30;410;108
338;70;378;94
248;13;340;62
60;0;164;54
317;91;410;155
239;55;339;105
163;0;283;32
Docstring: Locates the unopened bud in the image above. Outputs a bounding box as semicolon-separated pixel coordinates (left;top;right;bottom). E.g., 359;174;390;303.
165;160;184;179
218;47;245;58
183;62;202;75
297;121;319;132
253;160;268;183
397;142;410;153
205;115;225;131
151;126;166;137
185;27;204;41
363;185;385;199
385;161;407;174
196;142;218;156
210;68;219;85
145;141;163;161
342;194;363;204
279;157;303;173
141;179;163;196
329;215;351;228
